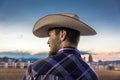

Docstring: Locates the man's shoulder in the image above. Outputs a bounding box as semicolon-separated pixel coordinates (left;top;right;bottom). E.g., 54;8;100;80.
30;54;65;71
31;57;49;69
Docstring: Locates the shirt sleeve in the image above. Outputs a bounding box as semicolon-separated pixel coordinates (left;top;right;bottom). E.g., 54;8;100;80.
22;64;34;80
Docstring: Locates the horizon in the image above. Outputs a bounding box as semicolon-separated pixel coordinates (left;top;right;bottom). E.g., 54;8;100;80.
0;50;120;62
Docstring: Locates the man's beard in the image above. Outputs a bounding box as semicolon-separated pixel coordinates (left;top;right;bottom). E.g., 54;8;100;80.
49;46;59;56
48;38;61;56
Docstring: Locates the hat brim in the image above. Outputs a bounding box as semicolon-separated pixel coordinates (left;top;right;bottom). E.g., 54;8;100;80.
33;14;96;37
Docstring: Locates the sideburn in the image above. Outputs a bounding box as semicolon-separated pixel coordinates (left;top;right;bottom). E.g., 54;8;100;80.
48;36;61;56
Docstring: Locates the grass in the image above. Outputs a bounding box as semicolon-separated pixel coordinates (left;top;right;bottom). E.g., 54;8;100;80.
0;68;120;80
96;69;120;80
0;68;26;80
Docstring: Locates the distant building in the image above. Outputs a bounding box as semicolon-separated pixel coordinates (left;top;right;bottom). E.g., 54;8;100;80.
88;54;93;62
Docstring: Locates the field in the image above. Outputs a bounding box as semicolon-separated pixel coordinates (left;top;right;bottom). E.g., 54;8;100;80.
0;68;120;80
96;69;120;80
0;68;25;80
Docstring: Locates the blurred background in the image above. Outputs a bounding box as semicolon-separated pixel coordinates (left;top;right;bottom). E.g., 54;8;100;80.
0;0;120;62
0;0;120;80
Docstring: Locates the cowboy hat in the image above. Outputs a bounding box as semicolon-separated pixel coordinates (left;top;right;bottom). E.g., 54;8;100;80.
33;13;96;37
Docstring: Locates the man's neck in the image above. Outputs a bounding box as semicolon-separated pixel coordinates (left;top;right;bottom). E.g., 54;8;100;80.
60;41;77;49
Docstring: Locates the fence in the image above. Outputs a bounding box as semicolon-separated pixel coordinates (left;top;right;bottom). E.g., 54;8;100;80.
0;62;120;70
0;62;31;68
89;62;120;70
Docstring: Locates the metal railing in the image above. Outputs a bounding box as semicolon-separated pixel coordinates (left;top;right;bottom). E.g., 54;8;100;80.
0;62;120;70
0;62;31;68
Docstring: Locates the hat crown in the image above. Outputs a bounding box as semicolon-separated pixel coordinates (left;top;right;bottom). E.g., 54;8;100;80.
59;13;79;20
33;13;96;37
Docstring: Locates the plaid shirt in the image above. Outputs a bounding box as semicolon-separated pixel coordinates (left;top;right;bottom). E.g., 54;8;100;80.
23;48;99;80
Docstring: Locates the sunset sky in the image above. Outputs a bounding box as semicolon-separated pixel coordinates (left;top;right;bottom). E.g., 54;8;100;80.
0;0;120;61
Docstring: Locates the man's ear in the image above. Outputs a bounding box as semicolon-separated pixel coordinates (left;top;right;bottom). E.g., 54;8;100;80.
59;30;67;41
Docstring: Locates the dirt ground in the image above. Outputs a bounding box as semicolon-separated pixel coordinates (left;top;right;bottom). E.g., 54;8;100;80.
0;68;120;80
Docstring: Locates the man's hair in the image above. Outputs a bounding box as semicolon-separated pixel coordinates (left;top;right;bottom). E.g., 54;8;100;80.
49;27;80;45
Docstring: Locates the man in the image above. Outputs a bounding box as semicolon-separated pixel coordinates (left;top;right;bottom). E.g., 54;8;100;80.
23;13;99;80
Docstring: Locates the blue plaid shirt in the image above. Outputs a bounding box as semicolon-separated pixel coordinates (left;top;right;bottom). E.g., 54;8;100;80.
23;48;99;80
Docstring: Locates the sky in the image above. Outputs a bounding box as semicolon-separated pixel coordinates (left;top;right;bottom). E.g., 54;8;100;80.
0;0;120;61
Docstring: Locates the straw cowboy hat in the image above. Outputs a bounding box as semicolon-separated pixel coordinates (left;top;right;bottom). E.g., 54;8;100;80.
33;13;96;37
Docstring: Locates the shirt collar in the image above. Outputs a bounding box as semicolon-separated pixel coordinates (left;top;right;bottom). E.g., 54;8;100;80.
57;47;81;56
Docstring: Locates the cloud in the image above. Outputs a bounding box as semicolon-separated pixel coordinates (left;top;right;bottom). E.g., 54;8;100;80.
0;51;47;59
16;35;24;39
80;51;90;55
0;50;91;59
0;51;31;58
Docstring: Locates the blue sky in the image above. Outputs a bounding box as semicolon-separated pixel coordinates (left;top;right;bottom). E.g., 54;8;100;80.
0;0;120;54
